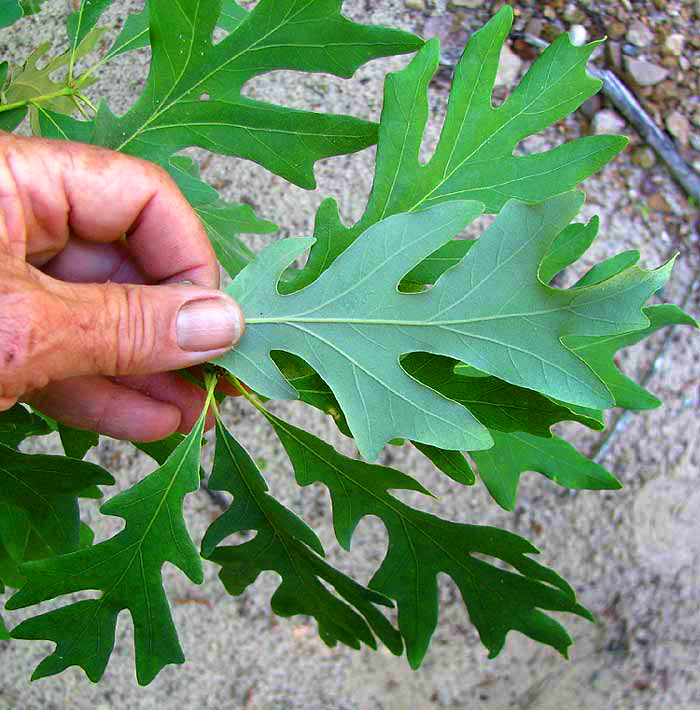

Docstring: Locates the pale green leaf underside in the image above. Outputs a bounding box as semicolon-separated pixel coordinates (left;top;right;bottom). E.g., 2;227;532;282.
218;194;671;460
566;304;698;410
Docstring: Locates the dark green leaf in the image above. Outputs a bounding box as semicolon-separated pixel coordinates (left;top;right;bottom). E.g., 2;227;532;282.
197;197;277;278
411;441;475;486
202;417;402;655
0;106;27;132
574;250;642;288
0;404;53;448
403;352;603;435
470;430;621;511
8;405;210;685
272;351;352;437
539;218;599;284
132;433;186;466
0;0;22;28
0;613;9;640
57;423;99;460
19;0;47;16
0;60;9;89
0;503;30;563
0;536;25;589
401;238;475;288
101;2;252;64
90;0;421;188
165;155;276;278
36;106;93;140
266;410;593;667
0;442;113;555
0;526;61;589
66;0;113;50
103;7;148;60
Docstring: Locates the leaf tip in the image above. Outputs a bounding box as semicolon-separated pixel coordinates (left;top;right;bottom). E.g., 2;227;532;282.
492;3;514;25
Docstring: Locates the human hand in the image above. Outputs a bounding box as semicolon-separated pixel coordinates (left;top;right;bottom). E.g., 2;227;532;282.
0;134;243;441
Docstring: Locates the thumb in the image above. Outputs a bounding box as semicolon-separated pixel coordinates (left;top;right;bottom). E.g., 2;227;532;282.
5;280;243;396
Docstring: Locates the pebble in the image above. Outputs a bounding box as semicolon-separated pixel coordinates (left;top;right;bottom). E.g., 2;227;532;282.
654;79;678;101
663;33;685;57
580;94;602;119
608;21;626;40
592;109;626;135
607;41;623;71
449;0;484;7
632;146;656;169
690;132;700;151
648;193;672;213
569;24;587;46
494;44;523;87
525;18;543;37
627;20;653;48
666;111;690;146
405;0;425;9
625;57;669;86
563;3;586;23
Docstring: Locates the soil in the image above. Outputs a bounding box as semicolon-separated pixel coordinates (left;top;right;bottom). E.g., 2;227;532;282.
1;1;699;708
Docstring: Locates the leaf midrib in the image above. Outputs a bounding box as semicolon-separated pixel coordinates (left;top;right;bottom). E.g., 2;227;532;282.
214;422;368;641
116;2;308;152
270;416;567;644
403;42;588;214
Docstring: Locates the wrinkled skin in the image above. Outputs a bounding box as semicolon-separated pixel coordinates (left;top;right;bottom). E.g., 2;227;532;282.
0;133;243;441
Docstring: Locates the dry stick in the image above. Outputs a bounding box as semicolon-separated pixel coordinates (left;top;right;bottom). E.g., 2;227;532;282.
586;65;700;204
505;32;700;204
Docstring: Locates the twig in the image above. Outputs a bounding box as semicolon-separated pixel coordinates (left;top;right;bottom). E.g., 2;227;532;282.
512;32;700;204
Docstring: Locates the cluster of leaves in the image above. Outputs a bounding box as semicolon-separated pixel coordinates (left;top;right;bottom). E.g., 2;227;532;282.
1;0;696;686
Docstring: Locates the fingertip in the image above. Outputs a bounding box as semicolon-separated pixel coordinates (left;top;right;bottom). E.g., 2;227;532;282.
175;293;244;354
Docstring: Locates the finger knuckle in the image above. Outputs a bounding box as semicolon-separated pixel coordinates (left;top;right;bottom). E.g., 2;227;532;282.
0;290;49;397
102;284;157;375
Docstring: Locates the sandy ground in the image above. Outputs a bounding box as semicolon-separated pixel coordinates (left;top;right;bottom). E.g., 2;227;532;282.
1;1;699;708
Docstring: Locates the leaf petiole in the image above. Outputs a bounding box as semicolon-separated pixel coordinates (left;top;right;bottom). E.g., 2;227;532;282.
75;92;97;113
0;86;76;113
225;375;267;419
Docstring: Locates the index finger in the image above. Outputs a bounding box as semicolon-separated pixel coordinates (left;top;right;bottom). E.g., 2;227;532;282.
1;134;219;288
